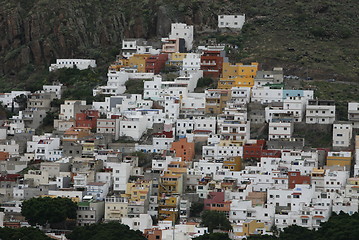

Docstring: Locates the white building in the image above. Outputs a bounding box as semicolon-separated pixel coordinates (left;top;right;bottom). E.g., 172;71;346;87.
180;93;206;118
176;116;216;138
348;102;359;128
49;59;96;71
86;182;109;200
169;23;194;51
231;87;251;105
121;39;160;58
143;75;163;100
354;136;359;177
333;122;352;148
251;87;283;104
306;100;335;124
94;70;154;96
111;162;133;192
27;134;61;161
57;100;88;121
218;15;246;29
118;113;148;141
0;91;30;109
122;214;153;233
254;68;284;87
96;119;119;136
268;121;293;140
0;140;20;156
182;53;201;71
202;140;243;161
43;84;64;99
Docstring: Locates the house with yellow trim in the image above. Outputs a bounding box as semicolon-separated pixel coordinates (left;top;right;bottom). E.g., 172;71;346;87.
232;220;267;238
218;62;259;88
326;151;352;168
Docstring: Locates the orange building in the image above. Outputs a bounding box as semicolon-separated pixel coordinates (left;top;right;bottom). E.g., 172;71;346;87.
0;151;9;161
170;138;195;162
63;127;91;142
218;62;259;88
144;228;162;240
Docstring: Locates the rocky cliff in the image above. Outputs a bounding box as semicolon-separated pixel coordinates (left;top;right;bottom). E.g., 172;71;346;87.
0;0;358;89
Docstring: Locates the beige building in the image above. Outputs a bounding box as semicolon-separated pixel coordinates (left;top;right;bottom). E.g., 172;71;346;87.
205;89;231;115
104;196;128;222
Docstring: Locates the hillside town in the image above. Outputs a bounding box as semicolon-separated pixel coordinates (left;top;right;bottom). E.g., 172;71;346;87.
1;16;359;240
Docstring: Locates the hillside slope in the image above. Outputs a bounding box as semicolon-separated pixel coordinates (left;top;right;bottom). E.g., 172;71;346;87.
0;0;358;92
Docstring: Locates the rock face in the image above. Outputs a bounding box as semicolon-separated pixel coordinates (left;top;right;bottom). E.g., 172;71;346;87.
0;1;126;75
0;0;228;78
2;0;357;84
0;0;222;78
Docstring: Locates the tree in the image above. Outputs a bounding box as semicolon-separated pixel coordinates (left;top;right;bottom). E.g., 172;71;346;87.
190;202;204;217
0;227;51;240
14;94;27;111
21;197;77;226
193;232;231;240
279;225;315;240
200;211;232;233
66;222;146;240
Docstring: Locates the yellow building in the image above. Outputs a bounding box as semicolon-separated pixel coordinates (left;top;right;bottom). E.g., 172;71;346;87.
81;140;95;157
108;54;149;72
223;156;242;171
170;53;187;66
159;171;183;196
128;54;150;72
167;161;190;175
219;62;259;88
205;89;231;115
233;220;266;238
124;180;151;202
158;196;179;222
326;151;352;168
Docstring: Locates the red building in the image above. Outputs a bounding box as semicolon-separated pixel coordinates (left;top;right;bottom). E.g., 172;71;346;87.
261;149;281;159
243;140;266;161
243;140;281;161
152;131;173;138
0;174;21;182
200;50;224;78
204;192;230;213
75;110;99;130
288;171;311;189
145;54;168;74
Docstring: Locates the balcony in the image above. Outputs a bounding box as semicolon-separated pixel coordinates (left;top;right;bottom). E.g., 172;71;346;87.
201;62;217;66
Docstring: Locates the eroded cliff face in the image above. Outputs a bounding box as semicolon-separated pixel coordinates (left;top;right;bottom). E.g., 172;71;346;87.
1;1;126;75
0;0;229;79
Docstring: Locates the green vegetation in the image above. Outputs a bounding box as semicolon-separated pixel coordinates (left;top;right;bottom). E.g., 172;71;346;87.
293;123;332;148
196;77;214;88
190;202;204;217
66;222;146;240
21;197;77;226
200;211;232;233
125;79;144;95
248;212;359;240
304;80;359;120
194;233;231;240
48;68;106;103
36;111;56;135
0;227;51;240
